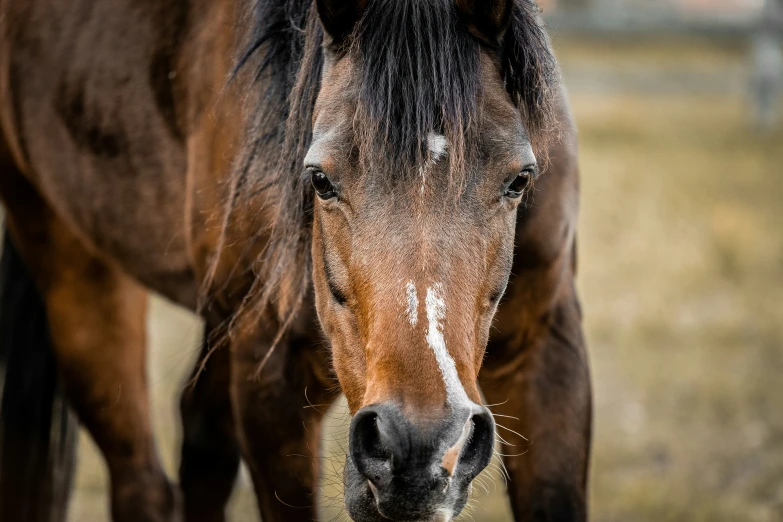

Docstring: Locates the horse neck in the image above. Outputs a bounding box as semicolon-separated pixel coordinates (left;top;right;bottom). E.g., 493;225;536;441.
183;0;285;314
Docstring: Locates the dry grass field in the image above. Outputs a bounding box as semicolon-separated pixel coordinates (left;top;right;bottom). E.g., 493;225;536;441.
67;38;783;521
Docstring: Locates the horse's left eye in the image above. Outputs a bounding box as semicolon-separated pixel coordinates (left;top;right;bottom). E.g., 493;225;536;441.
310;170;336;200
504;169;534;198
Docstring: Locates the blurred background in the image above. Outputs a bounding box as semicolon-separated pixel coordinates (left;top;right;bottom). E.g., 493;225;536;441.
68;0;783;520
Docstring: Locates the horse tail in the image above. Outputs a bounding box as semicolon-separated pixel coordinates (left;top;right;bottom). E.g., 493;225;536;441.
0;228;78;522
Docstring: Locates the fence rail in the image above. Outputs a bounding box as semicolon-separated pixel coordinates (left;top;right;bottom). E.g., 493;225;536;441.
542;2;783;128
544;12;764;39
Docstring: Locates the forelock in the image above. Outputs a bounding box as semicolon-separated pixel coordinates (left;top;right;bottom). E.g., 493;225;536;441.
350;0;482;181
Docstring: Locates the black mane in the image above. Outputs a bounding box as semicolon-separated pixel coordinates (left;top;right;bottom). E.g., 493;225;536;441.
240;0;558;172
352;0;481;176
222;0;559;334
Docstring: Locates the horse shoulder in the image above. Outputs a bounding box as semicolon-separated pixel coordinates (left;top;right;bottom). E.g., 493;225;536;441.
0;0;246;310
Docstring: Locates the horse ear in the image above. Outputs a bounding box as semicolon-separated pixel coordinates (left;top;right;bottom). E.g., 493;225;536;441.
315;0;368;47
455;0;514;45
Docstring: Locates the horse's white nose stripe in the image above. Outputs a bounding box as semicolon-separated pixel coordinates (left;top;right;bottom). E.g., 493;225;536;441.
436;508;453;522
405;281;418;326
425;283;471;407
441;418;473;477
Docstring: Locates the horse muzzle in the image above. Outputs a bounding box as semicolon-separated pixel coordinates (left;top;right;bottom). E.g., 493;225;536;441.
344;402;495;522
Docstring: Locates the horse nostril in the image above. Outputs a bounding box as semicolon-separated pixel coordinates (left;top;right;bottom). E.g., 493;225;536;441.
350;404;413;488
456;408;496;481
345;404;495;522
349;409;386;483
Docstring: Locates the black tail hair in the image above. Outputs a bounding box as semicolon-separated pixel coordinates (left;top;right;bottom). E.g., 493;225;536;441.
0;229;77;522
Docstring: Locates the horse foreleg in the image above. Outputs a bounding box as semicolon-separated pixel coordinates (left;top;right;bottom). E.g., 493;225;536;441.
179;331;240;522
479;291;592;522
230;330;334;522
3;190;178;522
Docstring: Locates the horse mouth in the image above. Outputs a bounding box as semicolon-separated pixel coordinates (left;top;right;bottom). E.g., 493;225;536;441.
344;456;468;522
343;403;493;522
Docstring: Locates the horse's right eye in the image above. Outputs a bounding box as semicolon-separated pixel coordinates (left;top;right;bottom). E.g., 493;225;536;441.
504;169;534;198
310;169;336;200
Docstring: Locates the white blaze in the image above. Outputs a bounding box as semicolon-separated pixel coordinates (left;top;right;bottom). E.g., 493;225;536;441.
425;283;471;407
436;508;453;522
420;133;448;195
405;281;418;326
428;133;448;161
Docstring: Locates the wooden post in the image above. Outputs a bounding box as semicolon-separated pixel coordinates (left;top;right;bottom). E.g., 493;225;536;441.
752;0;783;129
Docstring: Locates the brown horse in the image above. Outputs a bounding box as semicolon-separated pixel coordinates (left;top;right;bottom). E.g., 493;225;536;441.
0;0;591;521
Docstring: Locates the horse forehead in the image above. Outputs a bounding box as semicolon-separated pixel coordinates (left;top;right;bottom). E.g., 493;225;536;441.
315;53;520;133
307;115;525;173
311;70;523;166
352;204;480;263
318;55;355;99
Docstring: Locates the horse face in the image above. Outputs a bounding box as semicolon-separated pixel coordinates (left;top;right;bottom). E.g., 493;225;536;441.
307;1;534;520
